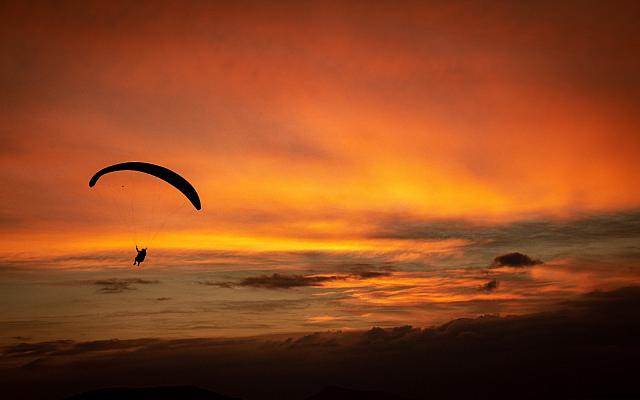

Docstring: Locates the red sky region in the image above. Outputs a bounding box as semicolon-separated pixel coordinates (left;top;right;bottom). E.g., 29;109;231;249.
2;1;640;371
1;1;640;254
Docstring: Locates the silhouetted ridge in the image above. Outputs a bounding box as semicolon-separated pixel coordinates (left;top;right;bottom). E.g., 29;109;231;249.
306;385;411;400
65;385;240;400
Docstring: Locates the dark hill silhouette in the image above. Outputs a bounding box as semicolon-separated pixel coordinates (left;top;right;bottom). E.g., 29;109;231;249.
65;385;410;400
306;385;411;400
65;385;240;400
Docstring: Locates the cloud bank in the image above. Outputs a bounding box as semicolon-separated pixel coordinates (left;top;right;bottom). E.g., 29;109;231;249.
3;287;640;399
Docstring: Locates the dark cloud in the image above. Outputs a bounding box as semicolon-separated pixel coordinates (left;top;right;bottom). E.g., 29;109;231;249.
2;339;160;365
93;278;159;294
339;263;394;278
483;279;498;291
238;273;339;289
353;270;391;279
3;287;640;399
205;270;392;290
220;299;311;312
491;252;542;267
197;280;235;288
2;340;73;358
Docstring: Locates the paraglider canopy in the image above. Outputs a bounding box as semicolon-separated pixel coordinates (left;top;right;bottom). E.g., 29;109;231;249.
89;162;201;210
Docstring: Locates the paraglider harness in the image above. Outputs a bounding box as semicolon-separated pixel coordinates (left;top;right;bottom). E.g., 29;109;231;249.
134;245;147;266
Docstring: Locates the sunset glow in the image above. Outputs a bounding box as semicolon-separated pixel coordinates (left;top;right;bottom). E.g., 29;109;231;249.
2;2;640;398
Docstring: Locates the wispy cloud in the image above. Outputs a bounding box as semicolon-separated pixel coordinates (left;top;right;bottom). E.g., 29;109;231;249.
203;270;394;290
93;278;159;294
238;273;339;289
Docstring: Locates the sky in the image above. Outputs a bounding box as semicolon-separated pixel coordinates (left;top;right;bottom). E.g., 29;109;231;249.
1;0;640;354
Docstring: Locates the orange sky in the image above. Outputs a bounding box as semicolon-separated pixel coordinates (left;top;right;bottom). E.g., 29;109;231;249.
1;1;640;253
2;1;640;346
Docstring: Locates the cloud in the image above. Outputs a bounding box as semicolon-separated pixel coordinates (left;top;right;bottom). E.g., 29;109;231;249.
372;211;640;242
339;263;394;279
93;278;159;294
3;287;640;399
483;279;498;291
2;338;159;361
491;252;542;268
204;270;393;290
2;340;73;358
238;273;339;289
197;280;235;288
352;270;391;279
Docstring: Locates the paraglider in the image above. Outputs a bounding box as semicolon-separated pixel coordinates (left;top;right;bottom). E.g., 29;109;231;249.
89;162;201;267
134;245;147;266
89;162;201;210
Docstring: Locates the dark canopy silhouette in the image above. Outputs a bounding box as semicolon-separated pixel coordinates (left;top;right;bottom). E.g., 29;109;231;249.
89;162;201;210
